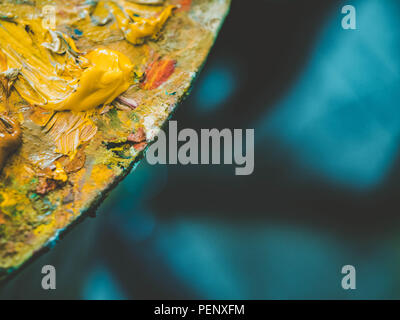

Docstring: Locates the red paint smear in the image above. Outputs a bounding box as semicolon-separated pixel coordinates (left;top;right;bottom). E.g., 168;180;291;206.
127;127;146;143
179;0;192;12
141;59;176;90
133;142;147;152
171;0;192;12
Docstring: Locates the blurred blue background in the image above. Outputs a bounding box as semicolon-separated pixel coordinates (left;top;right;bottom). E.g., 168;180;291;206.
2;0;400;299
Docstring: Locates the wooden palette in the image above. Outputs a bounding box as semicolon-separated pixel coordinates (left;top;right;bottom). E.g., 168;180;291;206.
0;0;230;281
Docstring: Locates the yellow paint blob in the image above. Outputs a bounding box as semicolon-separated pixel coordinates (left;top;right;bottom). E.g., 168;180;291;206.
0;191;16;208
44;48;133;112
0;0;173;157
0;16;134;155
52;162;68;182
0;18;133;112
102;1;176;45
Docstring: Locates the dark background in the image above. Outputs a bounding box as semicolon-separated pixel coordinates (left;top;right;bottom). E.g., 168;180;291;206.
2;0;400;299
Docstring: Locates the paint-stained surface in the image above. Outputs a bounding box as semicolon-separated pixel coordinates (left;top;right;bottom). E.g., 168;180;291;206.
0;0;230;281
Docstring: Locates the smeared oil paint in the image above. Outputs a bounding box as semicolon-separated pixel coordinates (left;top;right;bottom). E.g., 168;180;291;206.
141;58;176;90
92;1;176;45
0;0;230;281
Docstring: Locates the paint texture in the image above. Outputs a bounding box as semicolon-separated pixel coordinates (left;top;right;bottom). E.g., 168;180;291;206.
0;0;230;282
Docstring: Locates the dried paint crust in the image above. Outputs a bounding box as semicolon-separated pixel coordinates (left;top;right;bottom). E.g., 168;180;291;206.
0;0;230;282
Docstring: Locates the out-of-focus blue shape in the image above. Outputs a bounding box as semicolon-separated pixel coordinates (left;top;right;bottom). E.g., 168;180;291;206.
194;61;237;113
97;163;163;243
86;0;400;300
260;0;400;189
99;161;166;216
154;219;396;299
111;208;156;243
82;264;127;300
155;219;249;299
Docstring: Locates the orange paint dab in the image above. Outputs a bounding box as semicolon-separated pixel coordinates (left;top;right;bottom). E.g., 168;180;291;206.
141;59;176;90
176;0;192;12
133;142;147;152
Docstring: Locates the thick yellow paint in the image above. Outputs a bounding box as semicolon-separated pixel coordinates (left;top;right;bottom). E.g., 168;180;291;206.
43;48;133;112
0;19;133;112
0;191;17;208
106;2;176;45
0;0;175;113
53;162;68;182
